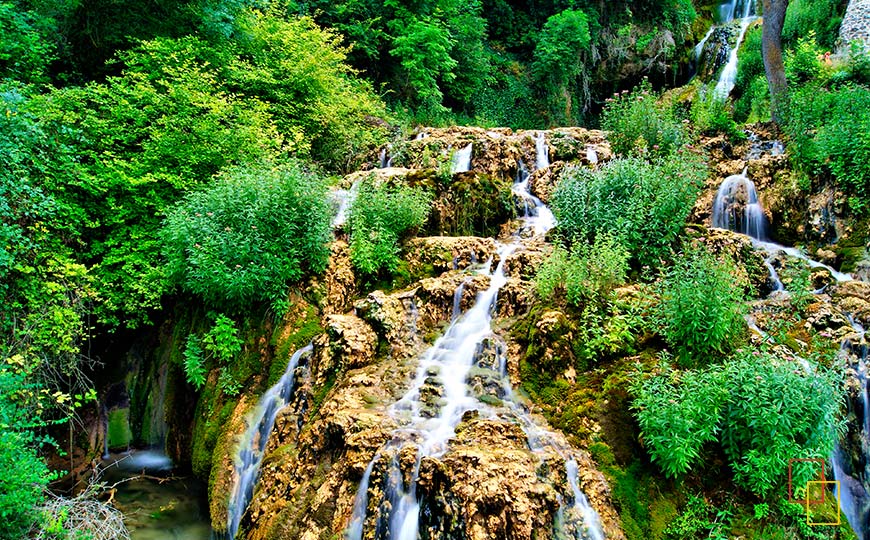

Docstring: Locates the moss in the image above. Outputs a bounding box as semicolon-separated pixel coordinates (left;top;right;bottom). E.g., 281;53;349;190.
107;408;133;449
270;306;323;387
648;497;678;539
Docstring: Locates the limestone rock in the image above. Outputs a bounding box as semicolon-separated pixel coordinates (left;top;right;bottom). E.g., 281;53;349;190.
405;236;499;277
833;280;870;326
323;240;356;315
324;314;378;369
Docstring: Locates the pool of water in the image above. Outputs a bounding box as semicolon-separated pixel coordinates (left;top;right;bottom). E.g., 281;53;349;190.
102;450;212;540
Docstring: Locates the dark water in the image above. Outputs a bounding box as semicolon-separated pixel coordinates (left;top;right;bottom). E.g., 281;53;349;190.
102;450;211;540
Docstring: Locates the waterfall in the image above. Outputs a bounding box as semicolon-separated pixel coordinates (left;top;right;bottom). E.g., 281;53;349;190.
694;27;715;64
331;180;361;229
832;316;870;539
535;132;550;170
512;160;557;235
713;0;757;99
586;146;599;165
227;344;312;540
346;172;603;540
712;169;769;240
451;143;473;173
378;145;393;168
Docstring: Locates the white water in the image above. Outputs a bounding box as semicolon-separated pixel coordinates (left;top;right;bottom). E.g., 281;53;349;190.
534;132;550;170
754;240;853;283
586;146;599;165
227;344;312;540
346;151;603;540
694;27;715;63
712;168;768;240
451;143;473;173
331;180;361;228
713;2;757;99
379;144;393;168
512;160;557;236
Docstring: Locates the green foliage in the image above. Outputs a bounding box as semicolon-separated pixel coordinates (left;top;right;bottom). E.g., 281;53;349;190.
552;156;705;268
535;234;629;308
718;350;843;497
631;360;728;477
531;9;591;125
0;2;56;84
655;246;747;366
388;15;457;114
785;34;826;86
601;81;689;158
663;494;731;540
780;261;813;313
785;83;870;212
632;351;844;497
689;92;743;141
227;12;388;170
348;179;432;278
183;339;206;389
0;363;56;540
783;0;845;50
163;160;331;308
202;314;243;364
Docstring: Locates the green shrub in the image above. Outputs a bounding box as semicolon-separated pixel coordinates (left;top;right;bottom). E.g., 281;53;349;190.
348;179;431;278
786;83;870;212
535;234;629;308
163;160;331;308
689;92;744;141
182;338;206;389
785;34;826;86
655;246;747;366
719;350;843;497
601;81;689;157
632;351;844;497
552;156;705;268
631;359;728;477
0;366;54;540
663;494;732;540
783;0;845;50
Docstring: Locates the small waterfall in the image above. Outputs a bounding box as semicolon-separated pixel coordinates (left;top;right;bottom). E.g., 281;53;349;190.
535;132;549;170
833;317;870;539
712;169;768;240
331;180;361;229
586;146;599;165
512;160;557;235
227;344;312;540
378;145;393;168
450;143;473;174
713;1;757;99
694;27;715;64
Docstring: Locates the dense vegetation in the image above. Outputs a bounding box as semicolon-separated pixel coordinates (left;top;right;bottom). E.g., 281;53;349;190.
1;0;867;538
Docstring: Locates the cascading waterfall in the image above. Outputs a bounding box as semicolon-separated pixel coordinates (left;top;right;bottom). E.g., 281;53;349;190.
227;344;312;540
346;142;603;540
535;132;550;170
451;143;473;174
713;11;756;99
512;160;557;235
712;168;768;240
378;144;393;168
331;179;361;229
692;0;757;95
833;319;870;539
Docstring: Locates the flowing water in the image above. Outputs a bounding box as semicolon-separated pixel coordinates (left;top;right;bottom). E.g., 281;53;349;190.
226;344;313;539
535;132;550;170
345;143;603;540
451;143;473;173
712;168;768;240
331;180;361;229
692;0;757;95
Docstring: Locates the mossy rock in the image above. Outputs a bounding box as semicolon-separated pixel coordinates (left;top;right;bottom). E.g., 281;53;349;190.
107;407;133;450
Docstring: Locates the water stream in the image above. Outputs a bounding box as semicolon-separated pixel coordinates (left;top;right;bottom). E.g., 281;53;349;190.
346;143;603;540
451;143;473;174
226;344;313;539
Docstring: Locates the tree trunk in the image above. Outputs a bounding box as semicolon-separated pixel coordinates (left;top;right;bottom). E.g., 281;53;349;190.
762;0;789;123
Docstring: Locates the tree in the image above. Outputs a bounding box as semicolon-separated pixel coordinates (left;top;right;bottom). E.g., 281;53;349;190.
762;0;789;122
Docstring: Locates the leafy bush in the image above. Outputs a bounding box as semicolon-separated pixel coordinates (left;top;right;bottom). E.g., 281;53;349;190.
655;246;747;366
720;350;843;497
182;339;206;389
631;359;728;477
552;156;705;268
601;81;689;157
785;83;870;212
632;351;844;496
0;365;54;539
785;34;826;86
531;9;591;125
163;160;332;308
689;91;743;141
535;234;629;308
783;0;844;50
348;179;432;278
